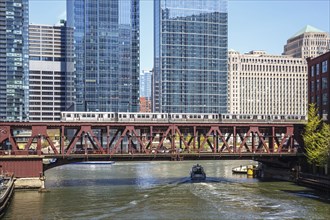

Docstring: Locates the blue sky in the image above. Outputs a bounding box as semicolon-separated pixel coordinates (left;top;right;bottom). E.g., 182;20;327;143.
29;0;330;72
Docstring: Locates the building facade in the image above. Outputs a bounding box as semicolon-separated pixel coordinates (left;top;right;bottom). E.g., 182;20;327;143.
139;97;151;112
140;70;152;98
0;0;29;121
28;22;73;121
307;51;330;122
154;0;228;113
228;50;307;116
283;25;330;59
67;0;140;112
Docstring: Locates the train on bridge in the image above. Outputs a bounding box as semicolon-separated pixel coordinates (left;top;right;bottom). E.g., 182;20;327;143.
61;112;306;124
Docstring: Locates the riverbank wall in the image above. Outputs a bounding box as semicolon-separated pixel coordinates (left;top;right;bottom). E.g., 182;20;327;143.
14;177;43;189
260;163;330;192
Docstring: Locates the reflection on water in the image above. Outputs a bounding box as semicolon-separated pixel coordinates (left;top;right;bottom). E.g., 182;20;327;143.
3;160;330;219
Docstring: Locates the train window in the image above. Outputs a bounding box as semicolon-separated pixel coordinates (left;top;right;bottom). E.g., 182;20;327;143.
108;114;110;118
253;115;257;119
67;113;71;117
176;115;179;119
153;115;157;118
92;114;95;117
82;114;86;117
182;115;186;118
204;115;208;119
119;114;122;118
123;114;127;118
130;114;134;118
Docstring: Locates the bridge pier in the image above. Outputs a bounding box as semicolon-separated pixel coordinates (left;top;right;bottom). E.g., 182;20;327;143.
0;157;45;189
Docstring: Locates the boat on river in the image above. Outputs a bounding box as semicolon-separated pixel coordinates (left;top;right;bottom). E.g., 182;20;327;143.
190;164;206;181
232;165;248;174
232;164;259;174
0;174;15;217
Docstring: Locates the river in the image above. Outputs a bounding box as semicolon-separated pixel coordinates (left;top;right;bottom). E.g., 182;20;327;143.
3;160;330;219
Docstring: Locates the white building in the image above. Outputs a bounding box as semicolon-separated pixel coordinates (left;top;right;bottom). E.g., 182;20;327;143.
228;50;307;116
283;25;330;59
29;22;72;121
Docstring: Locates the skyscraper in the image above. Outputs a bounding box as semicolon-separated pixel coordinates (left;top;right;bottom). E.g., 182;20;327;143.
154;0;228;113
67;0;140;112
283;25;330;59
0;0;29;121
29;22;73;121
140;70;152;98
140;70;152;112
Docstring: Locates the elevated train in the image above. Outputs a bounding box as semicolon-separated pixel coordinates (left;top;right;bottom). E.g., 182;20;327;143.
61;112;306;124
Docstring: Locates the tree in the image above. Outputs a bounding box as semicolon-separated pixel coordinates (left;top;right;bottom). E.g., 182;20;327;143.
303;103;330;166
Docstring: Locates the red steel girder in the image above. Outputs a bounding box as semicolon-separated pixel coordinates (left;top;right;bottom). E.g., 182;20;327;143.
0;122;303;157
65;125;105;155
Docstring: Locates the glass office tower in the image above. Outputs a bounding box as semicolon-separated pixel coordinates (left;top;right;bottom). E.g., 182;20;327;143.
154;0;228;113
0;0;29;121
67;0;140;112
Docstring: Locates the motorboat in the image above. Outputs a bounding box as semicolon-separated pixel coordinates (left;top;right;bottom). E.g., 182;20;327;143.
232;164;259;174
232;165;248;174
190;164;206;181
0;173;15;217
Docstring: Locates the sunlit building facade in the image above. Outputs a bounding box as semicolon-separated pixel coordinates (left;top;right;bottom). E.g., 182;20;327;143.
228;50;307;116
283;25;330;59
0;0;29;121
67;0;140;112
154;0;228;113
28;22;73;121
140;70;152;98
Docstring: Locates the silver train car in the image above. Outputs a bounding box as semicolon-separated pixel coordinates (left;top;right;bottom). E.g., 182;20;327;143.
61;112;306;123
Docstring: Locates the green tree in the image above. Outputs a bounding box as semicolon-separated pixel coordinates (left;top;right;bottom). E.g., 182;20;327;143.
303;103;330;166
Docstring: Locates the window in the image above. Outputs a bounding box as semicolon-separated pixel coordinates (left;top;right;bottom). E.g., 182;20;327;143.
322;93;328;106
322;60;328;73
322;77;327;90
316;64;320;75
311;66;314;77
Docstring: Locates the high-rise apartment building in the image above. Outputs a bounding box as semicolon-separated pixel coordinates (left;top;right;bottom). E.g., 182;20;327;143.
28;22;73;121
0;0;29;121
307;51;330;122
140;70;152;98
67;0;140;112
283;25;330;59
228;50;307;116
139;70;152;112
154;0;228;113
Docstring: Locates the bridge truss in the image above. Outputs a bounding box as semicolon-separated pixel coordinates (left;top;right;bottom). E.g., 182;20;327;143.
0;122;304;159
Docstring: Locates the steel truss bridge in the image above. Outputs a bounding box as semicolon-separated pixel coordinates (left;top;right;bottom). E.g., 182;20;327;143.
0;121;305;159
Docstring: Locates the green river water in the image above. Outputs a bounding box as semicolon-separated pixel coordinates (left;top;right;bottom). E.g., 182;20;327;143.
3;160;330;219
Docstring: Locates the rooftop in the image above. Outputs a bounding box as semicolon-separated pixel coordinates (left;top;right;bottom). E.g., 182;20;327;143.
291;25;326;38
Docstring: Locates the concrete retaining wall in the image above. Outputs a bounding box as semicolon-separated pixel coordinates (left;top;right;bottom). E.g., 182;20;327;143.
14;177;42;189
